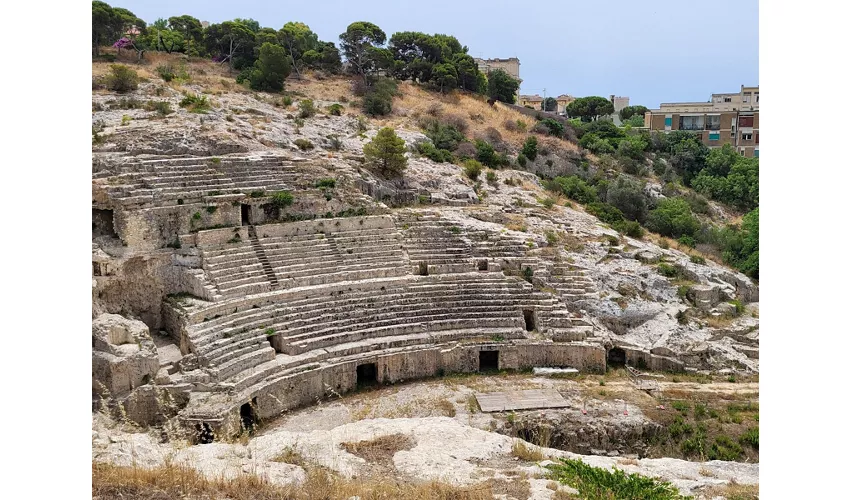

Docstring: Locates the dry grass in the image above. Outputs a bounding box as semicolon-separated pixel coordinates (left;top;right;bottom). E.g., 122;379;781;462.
272;446;306;467
93;461;494;500
511;440;545;462
340;433;416;466
704;314;737;329
698;467;717;477
435;398;457;417
702;481;759;500
483;475;531;500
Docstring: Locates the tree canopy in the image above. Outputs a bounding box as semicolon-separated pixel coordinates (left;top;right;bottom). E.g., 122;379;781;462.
566;96;615;122
339;22;387;83
618;105;648;121
249;42;291;92
487;69;519;104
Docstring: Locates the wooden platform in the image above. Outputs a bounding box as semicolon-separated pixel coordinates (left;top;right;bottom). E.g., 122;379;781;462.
474;389;570;412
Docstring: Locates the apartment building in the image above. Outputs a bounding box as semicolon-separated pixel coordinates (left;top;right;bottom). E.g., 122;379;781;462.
644;85;759;158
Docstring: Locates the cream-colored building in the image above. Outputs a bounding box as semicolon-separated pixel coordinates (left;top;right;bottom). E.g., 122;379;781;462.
474;57;521;84
518;94;575;114
645;85;759;158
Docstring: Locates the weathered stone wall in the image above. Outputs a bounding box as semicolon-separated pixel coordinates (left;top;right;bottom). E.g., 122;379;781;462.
238;342;606;425
113;203;240;251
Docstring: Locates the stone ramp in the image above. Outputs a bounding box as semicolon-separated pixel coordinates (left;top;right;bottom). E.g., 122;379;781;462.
475;389;570;412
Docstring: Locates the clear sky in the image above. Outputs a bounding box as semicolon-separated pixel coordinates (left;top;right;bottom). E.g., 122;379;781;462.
112;0;759;108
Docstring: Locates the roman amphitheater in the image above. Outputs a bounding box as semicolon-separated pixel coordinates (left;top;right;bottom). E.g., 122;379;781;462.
92;59;758;499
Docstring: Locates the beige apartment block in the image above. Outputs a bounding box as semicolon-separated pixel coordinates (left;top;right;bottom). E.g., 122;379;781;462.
645;85;759;158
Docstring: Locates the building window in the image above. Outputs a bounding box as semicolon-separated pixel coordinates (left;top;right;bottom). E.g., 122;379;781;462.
754;149;759;158
724;97;732;102
679;115;704;131
755;133;759;144
705;115;721;131
742;133;753;141
664;117;672;127
743;96;750;103
709;132;720;141
738;116;754;128
756;94;759;103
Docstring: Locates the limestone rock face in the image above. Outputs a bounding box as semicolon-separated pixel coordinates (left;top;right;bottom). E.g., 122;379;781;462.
92;313;159;396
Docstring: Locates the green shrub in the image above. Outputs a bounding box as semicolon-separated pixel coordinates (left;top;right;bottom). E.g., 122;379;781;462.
586;202;625;225
156;65;175;82
282;95;293;106
668;415;693;439
521;136;538;161
179;93;210;113
613;219;644;239
541;197;555;209
298;99;316;118
516;154;528;168
363;77;398;117
315;178;336;189
416;141;453;163
739;427;759;450
327;103;344;116
538;118;565;137
547;176;598;204
708;435;744;461
728;299;745;315
420;119;465;150
146;100;173;116
270;191;294;208
545;458;688;500
657;263;679;278
294;138;314;151
475;140;498;167
486;171;498;184
463;159;483;180
522;266;534;283
677;285;691;299
250;190;266;198
646;198;700;238
689;254;706;264
105;65;139;92
678;235;696;248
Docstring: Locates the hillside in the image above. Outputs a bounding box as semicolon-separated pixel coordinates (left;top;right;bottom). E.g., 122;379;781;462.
92;49;758;500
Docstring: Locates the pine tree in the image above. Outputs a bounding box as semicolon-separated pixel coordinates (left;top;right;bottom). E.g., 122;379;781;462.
363;128;407;177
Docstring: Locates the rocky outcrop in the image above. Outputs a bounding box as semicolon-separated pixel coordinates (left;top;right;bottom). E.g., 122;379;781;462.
92;313;159;396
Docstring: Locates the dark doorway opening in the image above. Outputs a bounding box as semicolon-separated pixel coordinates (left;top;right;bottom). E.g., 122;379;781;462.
196;423;214;444
356;363;378;388
479;350;499;372
478;260;489;271
92;209;117;237
241;204;252;226
523;309;536;332
607;347;626;368
240;398;257;433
